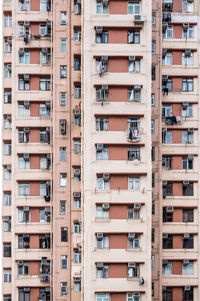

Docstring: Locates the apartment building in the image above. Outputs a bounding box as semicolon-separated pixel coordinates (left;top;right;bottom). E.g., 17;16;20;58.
2;0;199;301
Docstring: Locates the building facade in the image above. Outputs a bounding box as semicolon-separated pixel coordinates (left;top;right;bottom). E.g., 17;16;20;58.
2;0;199;301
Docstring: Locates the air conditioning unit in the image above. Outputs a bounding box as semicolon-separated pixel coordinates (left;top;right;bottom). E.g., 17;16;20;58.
128;233;135;239
45;100;51;107
102;203;109;210
163;233;168;239
17;260;24;266
185;286;191;291
188;154;194;160
24;101;30;108
23;74;30;80
74;277;81;282
134;15;144;24
74;168;81;176
19;48;25;55
184;233;190;238
74;110;81;116
166;206;174;213
162;260;168;265
129;56;135;61
183;23;189;30
23;206;29;211
183;180;189;186
162;48;167;56
133;292;140;297
3;216;9;221
7;114;12;121
102;85;108;90
102;0;109;5
185;49;191;57
74;192;81;198
134;84;141;90
45;287;51;292
23;128;30;132
24;21;30;27
188;128;194;134
101;56;108;61
162;180;168;187
96;262;104;268
7;164;11;171
128;262;136;268
96;26;103;34
162;75;168;82
42;48;48;54
7;37;12;43
96;144;104;151
23;287;30;292
103;173;110;180
134;203;141;210
183;101;189;108
96;233;104;239
183;259;190;265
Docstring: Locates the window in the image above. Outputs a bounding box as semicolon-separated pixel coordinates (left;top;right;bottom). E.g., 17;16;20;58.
4;116;12;130
60;200;66;215
163;52;172;65
162;156;173;170
3;217;11;232
18;182;30;196
4;38;12;53
162;234;173;249
183;26;194;39
74;111;81;126
60;173;67;187
152;66;156;80
182;52;193;65
96;30;108;43
182;261;193;275
74;85;81;98
162;260;172;275
163;25;173;38
128;205;140;219
4;269;11;282
74;56;81;70
128;234;140;249
61;282;67;296
163;208;173;222
19;51;30;64
40;182;50;196
96;205;109;219
40;103;50;117
19;77;30;90
74;28;81;42
96;294;109;301
39;130;48;143
128;87;141;102
96;146;109;160
182;130;193;144
182;78;193;92
163;287;172;301
61;227;68;242
183;287;193;301
128;147;140;161
128;31;140;44
40;78;51;91
183;0;194;12
74;249;81;263
183;209;193;222
40;51;51;64
61;255;68;269
182;104;193;117
162;181;173;197
162;78;172;94
73;277;81;292
152;173;155;187
39;234;51;249
127;264;140;278
182;156;193;170
40;24;47;36
18;103;30;117
96;117;109;131
60;92;66;106
183;182;193;196
39;289;50;301
151;93;155;107
152;201;155;215
18;235;30;249
4;91;12;103
74;140;81;154
3;192;12;206
61;38;67;52
3;243;11;257
74;193;81;208
40;208;51;223
151;147;155;161
97;175;110;190
4;65;12;78
74;168;81;182
151;120;155;134
96;234;109;248
18;262;29;275
152;12;156;26
152;41;156;54
18;208;30;223
96;264;109;278
96;1;109;14
162;104;172;117
59;147;66;162
4;296;11;301
162;129;172;144
18;156;30;169
128;1;140;14
183;234;193;249
60;65;67;78
60;11;67;25
40;0;51;11
128;176;140;190
128;58;140;72
19;0;30;10
4;15;12;27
